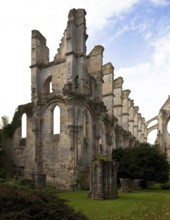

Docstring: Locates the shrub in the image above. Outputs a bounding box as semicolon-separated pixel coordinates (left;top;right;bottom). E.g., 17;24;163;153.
160;182;170;190
0;182;88;220
112;143;170;184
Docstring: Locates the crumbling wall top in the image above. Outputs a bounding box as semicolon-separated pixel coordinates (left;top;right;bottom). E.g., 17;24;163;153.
68;8;86;25
32;30;46;45
122;90;131;99
114;77;124;88
103;62;114;75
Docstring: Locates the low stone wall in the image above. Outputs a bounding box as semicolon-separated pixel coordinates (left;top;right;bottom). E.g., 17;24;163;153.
120;178;141;192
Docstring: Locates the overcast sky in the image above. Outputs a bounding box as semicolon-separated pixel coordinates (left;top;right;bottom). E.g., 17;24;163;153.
0;0;170;134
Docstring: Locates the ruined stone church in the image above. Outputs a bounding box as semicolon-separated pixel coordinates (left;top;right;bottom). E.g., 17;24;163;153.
3;9;169;197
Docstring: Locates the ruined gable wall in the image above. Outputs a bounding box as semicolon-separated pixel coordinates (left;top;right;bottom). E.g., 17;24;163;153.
3;9;148;191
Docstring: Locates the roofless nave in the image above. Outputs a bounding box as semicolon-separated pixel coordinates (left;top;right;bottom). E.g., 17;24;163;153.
2;9;170;198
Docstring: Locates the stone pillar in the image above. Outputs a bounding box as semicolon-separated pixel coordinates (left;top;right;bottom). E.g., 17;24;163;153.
90;160;118;199
141;117;146;142
137;113;142;141
31;30;49;104
134;106;139;138
128;99;134;135
32;108;46;188
102;63;114;116
65;9;88;96
122;90;131;131
114;77;124;126
86;46;104;101
31;30;49;66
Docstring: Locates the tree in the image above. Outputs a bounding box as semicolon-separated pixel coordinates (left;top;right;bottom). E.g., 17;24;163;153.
0;115;9;129
112;143;170;183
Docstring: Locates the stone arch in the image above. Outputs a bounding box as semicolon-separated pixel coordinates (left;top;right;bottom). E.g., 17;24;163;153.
145;116;159;140
147;124;158;136
43;75;52;95
42;100;67;136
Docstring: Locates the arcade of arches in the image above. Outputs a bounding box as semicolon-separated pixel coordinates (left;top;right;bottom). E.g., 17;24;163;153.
2;9;170;198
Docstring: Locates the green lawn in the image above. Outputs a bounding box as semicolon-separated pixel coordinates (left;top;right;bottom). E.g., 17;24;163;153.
59;189;170;220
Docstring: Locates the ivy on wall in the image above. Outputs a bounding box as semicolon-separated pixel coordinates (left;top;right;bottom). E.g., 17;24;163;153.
2;103;33;138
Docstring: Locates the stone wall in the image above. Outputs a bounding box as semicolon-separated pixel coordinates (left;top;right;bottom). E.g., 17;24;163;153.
2;9;147;193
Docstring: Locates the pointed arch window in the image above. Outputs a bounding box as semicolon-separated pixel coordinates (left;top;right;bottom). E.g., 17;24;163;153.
21;113;27;138
53;106;60;134
44;76;53;94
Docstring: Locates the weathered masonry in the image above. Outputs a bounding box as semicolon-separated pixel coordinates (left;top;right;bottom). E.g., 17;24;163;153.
146;96;170;163
3;9;147;195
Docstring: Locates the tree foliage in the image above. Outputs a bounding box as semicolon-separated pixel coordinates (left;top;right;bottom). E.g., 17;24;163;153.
0;181;88;220
112;143;170;183
0;115;9;129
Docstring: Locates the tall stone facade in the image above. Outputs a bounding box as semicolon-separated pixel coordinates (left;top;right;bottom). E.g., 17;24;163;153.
3;9;147;192
146;96;170;163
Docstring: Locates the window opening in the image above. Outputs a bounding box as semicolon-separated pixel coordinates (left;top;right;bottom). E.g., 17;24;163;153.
21;113;27;138
147;129;157;144
53;106;60;134
49;81;53;93
44;76;52;94
167;120;170;135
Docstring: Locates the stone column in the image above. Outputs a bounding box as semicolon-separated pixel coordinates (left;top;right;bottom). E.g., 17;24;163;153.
128;99;134;135
137;113;142;141
33;107;46;188
102;63;114;116
122;90;131;131
114;77;124;126
141;117;146;142
134;106;139;138
31;30;49;104
90;160;118;199
86;46;104;101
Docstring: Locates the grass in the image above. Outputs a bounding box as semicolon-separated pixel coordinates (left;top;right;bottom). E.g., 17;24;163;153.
1;178;170;219
59;189;170;220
